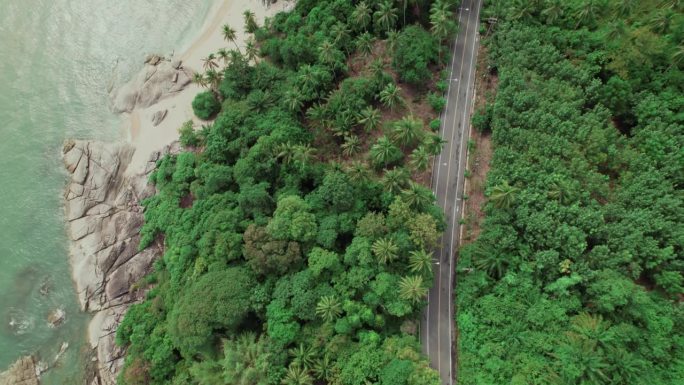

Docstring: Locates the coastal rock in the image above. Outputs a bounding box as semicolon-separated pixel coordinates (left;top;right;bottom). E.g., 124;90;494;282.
47;308;66;328
151;109;167;126
0;356;39;385
110;58;193;113
63;140;164;384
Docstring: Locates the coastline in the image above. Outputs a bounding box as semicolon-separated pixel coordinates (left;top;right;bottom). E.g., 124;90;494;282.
125;0;293;174
58;1;293;384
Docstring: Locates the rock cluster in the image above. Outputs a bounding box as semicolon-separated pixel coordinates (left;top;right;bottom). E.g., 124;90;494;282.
62;140;179;384
110;54;192;113
0;356;39;385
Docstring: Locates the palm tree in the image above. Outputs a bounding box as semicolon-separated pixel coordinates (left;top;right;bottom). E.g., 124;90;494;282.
192;72;208;88
409;249;433;275
372;237;399;264
288;344;317;370
346;161;371;182
357;106;381;132
574;1;600;28
222;333;270;385
386;29;400;51
204;69;223;93
391;115;423;148
341;135;361;157
382;167;410;194
429;1;455;44
306;103;326;123
424;134;446;156
374;0;398;33
356;32;374;56
401;182;434;210
330;22;350;45
398;275;427;303
284;88;304;112
281;365;313;385
216;48;230;66
202;53;218;71
245;38;258;63
471;244;508;279
351;1;372;31
312;354;334;381
292;144;317;169
379;83;403;110
612;0;636;18
369;59;385;78
409;146;431;171
315;296;342;323
671;45;684;69
541;0;564;25
370;136;398;167
222;24;242;53
489;181;519;209
648;8;674;34
318;40;336;65
244;10;258;33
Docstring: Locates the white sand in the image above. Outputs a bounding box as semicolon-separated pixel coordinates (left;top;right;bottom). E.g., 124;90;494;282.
124;0;295;173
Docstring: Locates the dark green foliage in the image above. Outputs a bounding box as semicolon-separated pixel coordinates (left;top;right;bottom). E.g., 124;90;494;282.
117;2;447;384
458;1;684;384
191;91;220;120
392;25;439;85
427;92;446;112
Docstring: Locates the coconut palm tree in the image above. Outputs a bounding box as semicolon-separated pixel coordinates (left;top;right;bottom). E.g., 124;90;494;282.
330;22;350;45
204;69;223;93
245;38;258;63
281;365;313;385
318;40;337;65
292;144;317;169
341;135;361;157
409;146;431;171
284;88;304;112
574;0;600;28
374;0;398;33
222;24;242;53
346;161;371;182
612;0;636;18
648;8;675;33
424;134;446;156
379;83;404;110
370;136;398;167
244;10;258;33
288;344;317;370
356;32;374;56
275;142;297;165
202;53;218;71
357;106;381;132
391;115;423;148
489;181;519;209
369;59;386;78
306;103;326;123
192;72;208;88
315;296;342;323
471;244;508;278
312;354;334;381
398;275;427;303
409;249;433;274
222;333;270;385
372;237;399;264
429;1;455;44
351;1;372;31
382;167;410;194
386;29;400;51
541;0;564;25
216;48;230;66
401;181;434;210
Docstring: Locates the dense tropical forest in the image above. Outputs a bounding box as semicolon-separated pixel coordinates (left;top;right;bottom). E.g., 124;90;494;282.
116;1;458;384
458;0;683;384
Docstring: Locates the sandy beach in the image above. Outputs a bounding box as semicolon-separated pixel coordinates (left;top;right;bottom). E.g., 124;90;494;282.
125;0;294;173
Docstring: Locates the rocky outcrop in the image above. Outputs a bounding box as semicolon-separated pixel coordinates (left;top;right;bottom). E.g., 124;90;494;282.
110;55;193;113
0;356;39;385
62;140;179;385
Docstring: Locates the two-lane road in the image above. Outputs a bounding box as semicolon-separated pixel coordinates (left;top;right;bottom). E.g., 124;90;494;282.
421;0;482;384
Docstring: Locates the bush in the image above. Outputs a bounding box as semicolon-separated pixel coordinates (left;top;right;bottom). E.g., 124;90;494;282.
192;91;220;120
429;118;441;132
471;103;493;132
392;26;439;86
178;120;200;147
427;92;446;112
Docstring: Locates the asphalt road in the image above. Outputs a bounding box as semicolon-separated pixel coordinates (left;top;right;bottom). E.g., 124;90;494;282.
420;0;482;384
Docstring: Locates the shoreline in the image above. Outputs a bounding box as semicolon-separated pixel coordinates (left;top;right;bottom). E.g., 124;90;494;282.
58;1;293;384
125;0;293;174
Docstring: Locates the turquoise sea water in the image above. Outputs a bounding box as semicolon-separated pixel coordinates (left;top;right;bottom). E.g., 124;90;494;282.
0;0;216;382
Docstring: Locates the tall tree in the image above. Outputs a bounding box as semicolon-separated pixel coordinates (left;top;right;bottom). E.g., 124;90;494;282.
351;1;372;31
315;296;343;323
398;275;427;303
374;0;398;33
222;24;242;53
372;237;399;264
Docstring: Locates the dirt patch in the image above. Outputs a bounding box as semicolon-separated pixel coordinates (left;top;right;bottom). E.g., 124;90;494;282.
461;44;497;245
